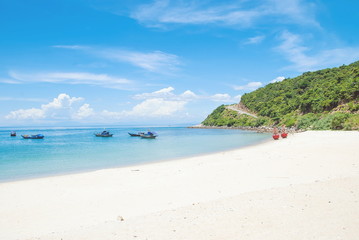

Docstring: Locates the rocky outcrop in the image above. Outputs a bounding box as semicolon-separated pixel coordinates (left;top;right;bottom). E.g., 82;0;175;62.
225;104;258;118
188;124;301;133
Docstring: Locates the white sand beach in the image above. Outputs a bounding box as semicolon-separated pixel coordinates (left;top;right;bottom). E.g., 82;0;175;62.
0;131;358;240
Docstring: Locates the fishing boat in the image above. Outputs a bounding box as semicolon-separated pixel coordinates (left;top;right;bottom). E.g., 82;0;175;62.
95;130;113;137
22;134;44;139
128;132;145;137
272;134;280;140
10;131;16;137
140;131;158;139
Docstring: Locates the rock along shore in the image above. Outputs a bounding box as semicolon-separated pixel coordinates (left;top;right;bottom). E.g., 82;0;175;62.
188;124;301;133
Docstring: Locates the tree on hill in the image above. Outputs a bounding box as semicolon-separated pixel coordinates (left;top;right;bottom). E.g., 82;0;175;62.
202;61;359;130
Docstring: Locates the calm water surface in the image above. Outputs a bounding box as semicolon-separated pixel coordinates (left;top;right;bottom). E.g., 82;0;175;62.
0;127;271;182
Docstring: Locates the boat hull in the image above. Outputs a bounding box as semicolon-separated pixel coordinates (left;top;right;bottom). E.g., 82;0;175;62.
128;133;141;137
95;134;113;137
22;135;44;139
140;133;157;139
141;135;156;139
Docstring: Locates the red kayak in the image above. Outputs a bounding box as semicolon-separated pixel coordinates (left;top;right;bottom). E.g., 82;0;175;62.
272;134;280;140
281;133;288;138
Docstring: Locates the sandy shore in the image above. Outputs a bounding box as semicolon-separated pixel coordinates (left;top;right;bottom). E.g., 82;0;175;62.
0;131;358;240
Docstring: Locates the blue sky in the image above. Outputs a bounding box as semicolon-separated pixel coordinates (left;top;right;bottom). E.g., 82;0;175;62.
1;0;359;126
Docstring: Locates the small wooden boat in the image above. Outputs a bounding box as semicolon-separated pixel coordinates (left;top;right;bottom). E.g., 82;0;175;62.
281;133;288;138
128;132;144;137
140;132;158;139
22;134;44;139
95;131;113;137
272;134;280;140
10;131;16;137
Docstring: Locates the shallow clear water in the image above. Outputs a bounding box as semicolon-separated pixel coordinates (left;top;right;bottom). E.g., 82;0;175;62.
0;127;270;182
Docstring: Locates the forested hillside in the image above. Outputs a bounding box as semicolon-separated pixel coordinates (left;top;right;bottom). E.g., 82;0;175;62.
202;61;359;130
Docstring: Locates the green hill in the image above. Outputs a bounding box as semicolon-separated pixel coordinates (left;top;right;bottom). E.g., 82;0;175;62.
202;61;359;130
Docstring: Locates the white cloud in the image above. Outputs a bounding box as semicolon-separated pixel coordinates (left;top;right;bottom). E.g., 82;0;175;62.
131;0;261;27
130;0;318;28
102;98;186;119
7;71;132;89
0;78;22;84
125;98;186;117
209;93;233;102
6;108;45;120
133;86;176;99
207;93;241;103
133;86;238;103
277;31;359;71
53;45;181;74
270;76;285;83
0;97;46;102
101;87;240;120
52;45;88;50
233;81;263;91
234;95;242;101
98;49;181;74
266;0;318;26
180;90;198;100
74;104;94;119
133;86;192;100
244;35;265;45
6;94;93;120
4;89;241;123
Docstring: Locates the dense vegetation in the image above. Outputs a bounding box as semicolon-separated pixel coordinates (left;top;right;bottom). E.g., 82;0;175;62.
202;61;359;130
202;105;274;128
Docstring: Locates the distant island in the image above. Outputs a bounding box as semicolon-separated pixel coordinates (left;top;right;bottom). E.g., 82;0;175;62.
201;61;359;131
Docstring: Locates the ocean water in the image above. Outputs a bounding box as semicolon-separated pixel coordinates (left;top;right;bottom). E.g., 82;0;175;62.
0;127;270;182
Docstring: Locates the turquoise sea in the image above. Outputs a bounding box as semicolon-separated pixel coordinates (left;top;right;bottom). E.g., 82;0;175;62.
0;127;271;182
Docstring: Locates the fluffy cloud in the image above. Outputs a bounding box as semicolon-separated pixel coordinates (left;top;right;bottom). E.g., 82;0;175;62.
134;87;238;103
233;82;263;91
210;93;233;102
133;86;178;100
74;104;94;119
6;94;93;120
125;98;186;117
5;88;241;123
6;108;45;120
102;87;240;120
270;76;285;83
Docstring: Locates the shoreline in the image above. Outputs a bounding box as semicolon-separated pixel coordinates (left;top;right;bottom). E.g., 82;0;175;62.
188;124;301;133
1;131;358;240
0;130;272;184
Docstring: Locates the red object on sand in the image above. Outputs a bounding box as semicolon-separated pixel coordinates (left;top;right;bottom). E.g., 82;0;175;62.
272;134;280;140
281;133;288;138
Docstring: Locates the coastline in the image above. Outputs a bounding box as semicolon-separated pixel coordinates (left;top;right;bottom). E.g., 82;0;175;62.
0;129;271;184
188;124;301;133
0;131;358;240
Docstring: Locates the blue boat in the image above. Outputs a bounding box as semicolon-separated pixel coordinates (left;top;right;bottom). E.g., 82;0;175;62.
128;132;145;137
22;134;44;139
140;131;158;139
95;130;113;137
